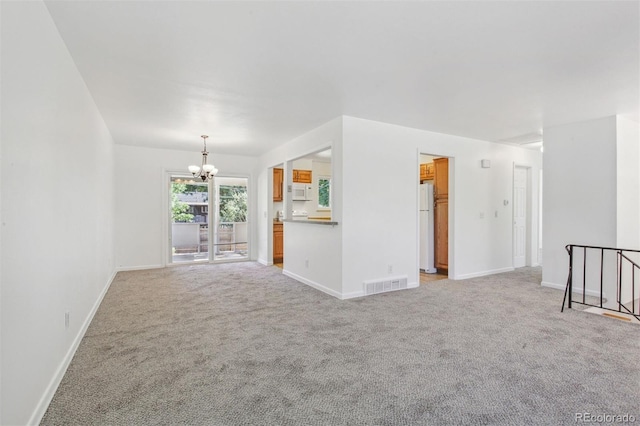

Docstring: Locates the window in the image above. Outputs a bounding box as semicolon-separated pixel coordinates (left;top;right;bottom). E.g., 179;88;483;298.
318;176;331;209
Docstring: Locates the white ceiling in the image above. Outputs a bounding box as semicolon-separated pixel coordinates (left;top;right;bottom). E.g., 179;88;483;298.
44;1;639;156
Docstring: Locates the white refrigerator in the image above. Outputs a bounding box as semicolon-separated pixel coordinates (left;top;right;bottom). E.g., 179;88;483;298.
420;183;437;273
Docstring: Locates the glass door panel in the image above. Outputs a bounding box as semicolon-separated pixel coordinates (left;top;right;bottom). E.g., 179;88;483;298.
213;177;249;261
170;175;210;263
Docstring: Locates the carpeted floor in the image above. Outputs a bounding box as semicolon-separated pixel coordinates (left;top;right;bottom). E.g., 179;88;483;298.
41;263;639;425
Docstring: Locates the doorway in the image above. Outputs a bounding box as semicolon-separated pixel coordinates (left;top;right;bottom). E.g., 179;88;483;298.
168;174;249;264
272;164;284;267
513;165;531;268
419;153;450;283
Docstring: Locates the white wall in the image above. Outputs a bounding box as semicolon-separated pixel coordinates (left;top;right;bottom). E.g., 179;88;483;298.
114;144;257;270
616;115;640;250
1;2;116;424
542;116;618;291
341;119;422;296
256;117;343;292
257;116;541;298
341;117;542;297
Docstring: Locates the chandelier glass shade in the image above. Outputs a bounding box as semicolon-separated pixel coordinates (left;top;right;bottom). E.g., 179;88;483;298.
189;135;218;181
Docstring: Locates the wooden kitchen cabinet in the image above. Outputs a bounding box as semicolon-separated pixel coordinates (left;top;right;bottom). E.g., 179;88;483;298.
293;169;312;183
435;198;448;270
273;222;283;263
433;158;448;199
425;163;434;180
273;168;283;201
433;157;448;270
420;163;435;181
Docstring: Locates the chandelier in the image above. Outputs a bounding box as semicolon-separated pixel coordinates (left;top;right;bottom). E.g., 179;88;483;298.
188;135;218;181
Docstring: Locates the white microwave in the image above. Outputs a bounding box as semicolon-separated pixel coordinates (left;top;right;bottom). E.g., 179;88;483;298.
292;183;312;201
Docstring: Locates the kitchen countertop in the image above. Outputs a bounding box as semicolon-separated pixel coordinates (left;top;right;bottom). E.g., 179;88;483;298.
282;219;339;226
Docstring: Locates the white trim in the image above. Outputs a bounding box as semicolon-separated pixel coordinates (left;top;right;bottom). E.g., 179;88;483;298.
282;270;420;300
116;264;163;272
28;270;117;426
342;281;419;299
417;150;455;280
257;258;273;266
164;169;190;268
340;290;364;299
454;267;515;280
283;269;343;299
541;280;606;299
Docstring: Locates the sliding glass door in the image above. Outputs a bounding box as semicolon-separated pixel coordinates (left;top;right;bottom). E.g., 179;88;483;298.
170;175;210;263
169;174;249;264
212;177;248;261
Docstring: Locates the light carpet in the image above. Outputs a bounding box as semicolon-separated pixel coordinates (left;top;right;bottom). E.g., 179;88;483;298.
41;263;639;425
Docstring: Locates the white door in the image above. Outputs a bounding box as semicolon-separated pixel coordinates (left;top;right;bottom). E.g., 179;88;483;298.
513;166;528;268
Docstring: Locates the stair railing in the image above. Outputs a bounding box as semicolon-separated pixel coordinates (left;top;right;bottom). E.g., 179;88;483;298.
561;244;640;323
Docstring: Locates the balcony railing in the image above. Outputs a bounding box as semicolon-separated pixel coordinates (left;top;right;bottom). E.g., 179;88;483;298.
171;222;248;261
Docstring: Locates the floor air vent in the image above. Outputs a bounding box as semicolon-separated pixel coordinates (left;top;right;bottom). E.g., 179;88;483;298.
364;276;408;296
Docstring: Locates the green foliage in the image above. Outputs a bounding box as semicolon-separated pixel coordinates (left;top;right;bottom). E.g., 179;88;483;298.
171;182;194;223
184;184;207;193
220;186;247;223
318;178;331;208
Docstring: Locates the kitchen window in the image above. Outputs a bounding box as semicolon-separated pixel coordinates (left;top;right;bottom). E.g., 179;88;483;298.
318;176;331;209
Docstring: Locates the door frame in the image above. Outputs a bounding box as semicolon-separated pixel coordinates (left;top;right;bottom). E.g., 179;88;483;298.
164;170;211;266
416;151;454;280
210;173;251;264
512;164;533;267
164;170;251;266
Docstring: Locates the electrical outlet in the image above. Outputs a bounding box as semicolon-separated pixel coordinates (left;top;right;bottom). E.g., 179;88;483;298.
388;264;393;273
64;311;70;329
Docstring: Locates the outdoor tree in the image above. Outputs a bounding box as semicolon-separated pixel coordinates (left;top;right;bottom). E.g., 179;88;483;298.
184;183;208;194
220;187;247;223
318;178;331;208
171;182;194;223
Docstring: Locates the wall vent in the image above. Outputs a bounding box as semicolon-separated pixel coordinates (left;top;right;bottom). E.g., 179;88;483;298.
363;276;408;296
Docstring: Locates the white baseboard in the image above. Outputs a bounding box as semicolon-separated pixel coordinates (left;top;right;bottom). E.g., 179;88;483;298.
282;270;343;299
541;281;605;299
257;258;273;266
115;264;162;272
541;281;567;292
338;281;419;300
340;290;364;299
455;267;514;280
281;273;421;300
28;270;117;426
